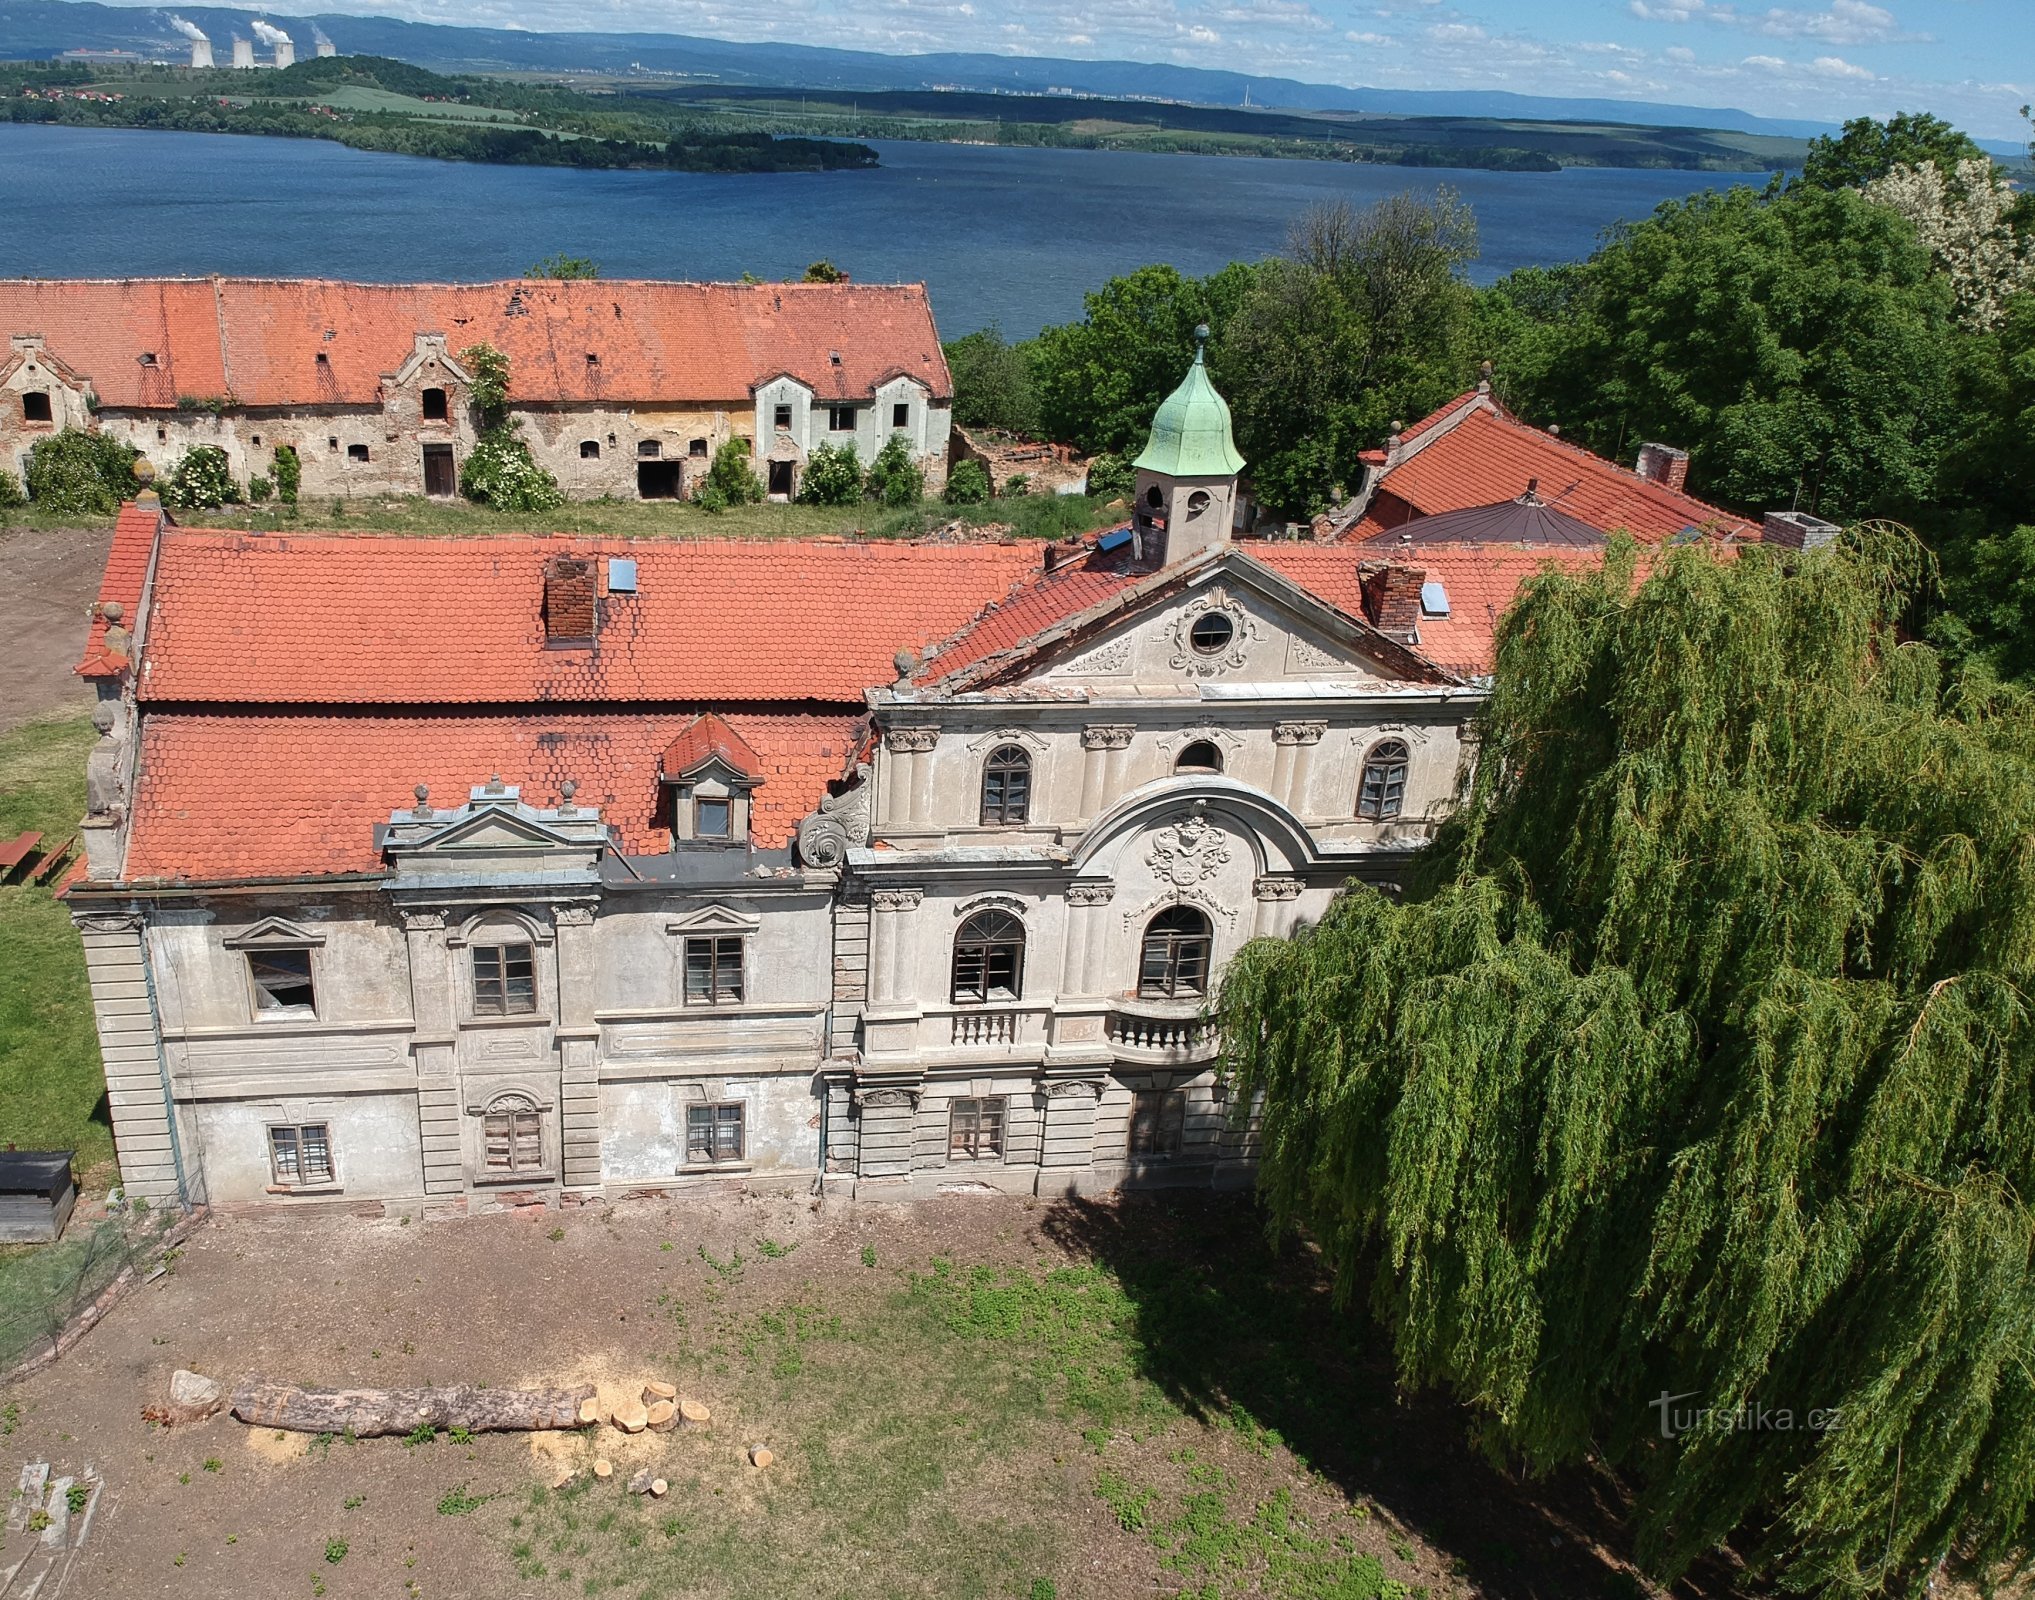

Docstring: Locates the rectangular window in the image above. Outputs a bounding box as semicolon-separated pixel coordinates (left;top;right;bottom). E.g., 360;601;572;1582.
483;1106;543;1172
951;940;1021;1004
268;1122;335;1187
694;796;732;839
773;403;793;430
22;392;53;423
686;1102;745;1165
472;943;536;1015
346;443;369;463
891;402;910;429
1128;1090;1187;1158
421;386;448;421
683;936;745;1005
249;948;315;1014
689;437;709;458
827;405;855;432
949;1096;1006;1160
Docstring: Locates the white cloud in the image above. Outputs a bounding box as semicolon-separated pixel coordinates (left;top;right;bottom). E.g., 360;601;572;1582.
1742;52;1788;68
1809;53;1874;77
1424;21;1487;42
1345;29;1394;44
1629;0;1906;43
1665;44;1696;61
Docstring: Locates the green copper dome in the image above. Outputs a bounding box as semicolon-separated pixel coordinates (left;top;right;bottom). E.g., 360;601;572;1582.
1133;328;1245;479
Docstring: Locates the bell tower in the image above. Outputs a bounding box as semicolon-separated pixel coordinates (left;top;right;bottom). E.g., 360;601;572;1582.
1130;325;1245;566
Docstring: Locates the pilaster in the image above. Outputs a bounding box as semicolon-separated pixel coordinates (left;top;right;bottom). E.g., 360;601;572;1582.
400;907;464;1195
1251;876;1304;939
1272;721;1326;812
552;902;603;1189
1079;725;1133;820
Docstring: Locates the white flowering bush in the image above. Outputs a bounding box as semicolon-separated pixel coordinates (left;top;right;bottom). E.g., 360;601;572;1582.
1862;157;2035;331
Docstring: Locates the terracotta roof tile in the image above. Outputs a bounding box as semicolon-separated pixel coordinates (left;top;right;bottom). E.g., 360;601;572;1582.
661;712;763;780
76;500;164;677
137;533;1045;705
1356;406;1753;546
913;560;1146;685
124;709;862;882
0;278;950;409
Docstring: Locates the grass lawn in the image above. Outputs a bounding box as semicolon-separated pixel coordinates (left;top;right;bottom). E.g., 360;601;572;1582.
1;492;1126;545
0;712;112;1178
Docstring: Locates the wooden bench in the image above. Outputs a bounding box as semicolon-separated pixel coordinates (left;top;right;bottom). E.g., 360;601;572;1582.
33;836;77;886
0;831;42;882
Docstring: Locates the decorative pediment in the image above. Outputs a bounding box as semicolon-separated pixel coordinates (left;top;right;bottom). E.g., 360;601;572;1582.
222;916;328;949
399;807;586;854
965;727;1049;754
665;903;762;937
386;334;472;391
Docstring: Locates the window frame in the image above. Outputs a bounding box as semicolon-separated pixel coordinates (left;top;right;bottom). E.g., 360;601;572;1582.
978;745;1033;826
480;1096;546;1177
694;796;733;840
267;1121;337;1189
772;403;793;431
1357;739;1411;821
471;941;538;1017
951;909;1025;1005
1188;613;1233;654
247;946;317;1018
420;386;449;422
683;934;746;1006
827;404;856;432
1138;906;1213;999
1128;1090;1187;1158
1174;740;1225;774
948;1096;1007;1161
891;401;911;429
685;1101;746;1167
21;391;53;424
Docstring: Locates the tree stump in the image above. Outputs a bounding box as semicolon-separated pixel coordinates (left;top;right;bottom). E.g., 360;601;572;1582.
592;1458;613;1481
646;1401;676;1432
676;1397;711;1430
576;1398;603;1427
229;1380;594;1436
642;1381;677;1404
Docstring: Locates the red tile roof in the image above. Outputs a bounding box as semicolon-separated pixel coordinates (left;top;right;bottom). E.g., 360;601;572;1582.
1255;542;1615;679
124;710;863;882
137;533;1045;706
913;561;1147;686
1351;402;1754;546
75;499;165;678
0;278;951;409
661;713;763;780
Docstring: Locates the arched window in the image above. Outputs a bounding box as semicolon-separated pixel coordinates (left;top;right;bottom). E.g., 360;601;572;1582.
979;745;1032;825
421;386;449;422
1175;740;1224;774
1139;906;1212;998
481;1093;544;1174
580;439;601;459
952;909;1024;1004
1357;739;1411;820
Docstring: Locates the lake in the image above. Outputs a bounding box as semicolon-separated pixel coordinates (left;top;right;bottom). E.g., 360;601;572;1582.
0;124;1746;336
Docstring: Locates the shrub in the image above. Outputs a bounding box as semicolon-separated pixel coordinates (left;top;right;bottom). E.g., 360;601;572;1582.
943;459;991;506
696;437;763;512
1085;452;1135;500
458;342;511;426
271;444;301;505
866;434;923;509
797;441;863;505
164;445;239;509
247;474;273;503
460;426;562;512
1001;471;1032;498
23;428;137;515
0;469;24;509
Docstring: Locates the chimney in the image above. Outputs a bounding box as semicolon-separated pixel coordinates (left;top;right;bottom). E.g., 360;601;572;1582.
1360;563;1426;645
1761;510;1840;551
542;556;598;644
1635;442;1690;493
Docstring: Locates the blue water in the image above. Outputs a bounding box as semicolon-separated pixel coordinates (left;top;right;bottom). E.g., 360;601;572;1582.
0;123;1741;335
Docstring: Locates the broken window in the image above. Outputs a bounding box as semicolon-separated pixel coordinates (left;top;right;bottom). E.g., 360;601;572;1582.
248;948;315;1016
772;403;793;431
683;936;745;1006
639;439;661;459
472;942;536;1015
689;437;709;458
421;387;449;422
979;745;1031;826
1174;740;1224;775
952;910;1024;1004
949;1097;1006;1160
22;392;53;423
482;1096;544;1174
686;1102;744;1165
580;440;601;460
346;443;369;463
1138;907;1211;999
827;405;855;432
1128;1091;1187;1157
1357;739;1410;821
268;1123;335;1187
891;402;910;430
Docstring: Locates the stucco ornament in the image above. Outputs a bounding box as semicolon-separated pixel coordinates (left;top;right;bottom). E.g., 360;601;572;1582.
1169;587;1256;677
1146;802;1232;887
795;762;873;868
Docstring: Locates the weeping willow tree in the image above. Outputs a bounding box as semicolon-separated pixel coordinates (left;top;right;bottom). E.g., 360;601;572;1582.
1220;535;2035;1597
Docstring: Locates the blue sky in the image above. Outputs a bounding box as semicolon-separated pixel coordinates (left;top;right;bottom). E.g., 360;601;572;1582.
248;0;2035;139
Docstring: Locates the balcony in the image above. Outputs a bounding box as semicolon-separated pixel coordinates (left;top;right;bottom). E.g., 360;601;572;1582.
1105;999;1219;1064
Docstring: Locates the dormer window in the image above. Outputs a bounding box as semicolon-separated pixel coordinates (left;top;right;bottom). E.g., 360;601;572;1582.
695;797;732;840
316;352;330;367
138;352;158;368
661;713;763;846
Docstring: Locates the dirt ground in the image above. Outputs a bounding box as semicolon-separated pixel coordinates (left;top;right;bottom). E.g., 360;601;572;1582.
0;525;109;734
0;1189;1735;1600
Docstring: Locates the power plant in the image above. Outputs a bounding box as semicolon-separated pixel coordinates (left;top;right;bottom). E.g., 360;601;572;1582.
251;20;295;69
173;16;315;70
167;15;213;68
312;25;337;58
229;35;254;68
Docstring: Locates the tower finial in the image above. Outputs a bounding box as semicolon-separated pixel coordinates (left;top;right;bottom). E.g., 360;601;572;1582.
1193;323;1210;364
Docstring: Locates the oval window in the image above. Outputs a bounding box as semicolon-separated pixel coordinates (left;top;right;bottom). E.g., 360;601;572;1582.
1189;613;1235;655
1187;490;1211;514
1145;485;1164;508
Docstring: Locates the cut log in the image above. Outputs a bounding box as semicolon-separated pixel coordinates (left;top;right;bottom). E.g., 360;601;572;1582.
676;1397;711;1429
612;1399;649;1434
592;1458;613;1481
576;1398;603;1427
650;1478;668;1498
748;1444;773;1469
645;1400;676;1432
642;1381;677;1403
627;1469;653;1495
229;1380;594;1437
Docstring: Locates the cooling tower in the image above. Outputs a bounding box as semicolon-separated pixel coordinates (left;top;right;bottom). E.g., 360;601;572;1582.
189;38;214;67
230;36;254;68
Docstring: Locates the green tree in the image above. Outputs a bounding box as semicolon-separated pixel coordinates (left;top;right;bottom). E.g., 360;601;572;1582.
1489;183;1958;522
801;259;847;283
1799;111;1989;191
0;468;24;510
1221;536;2035;1599
797;441;863;505
525;254;600;280
22;429;137;516
163;444;238;509
865;434;923;508
453;343;561;511
944;325;1040;436
695;437;763;511
942;458;990;506
271;443;301;506
1029;262;1256;455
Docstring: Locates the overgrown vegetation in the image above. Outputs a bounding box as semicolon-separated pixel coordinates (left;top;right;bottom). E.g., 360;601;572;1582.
163;444;239;509
21;429;137;516
456;343;562;513
693;438;764;512
1221;535;2035;1598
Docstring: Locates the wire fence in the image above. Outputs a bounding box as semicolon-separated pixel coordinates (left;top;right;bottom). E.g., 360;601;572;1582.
0;1204;186;1378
